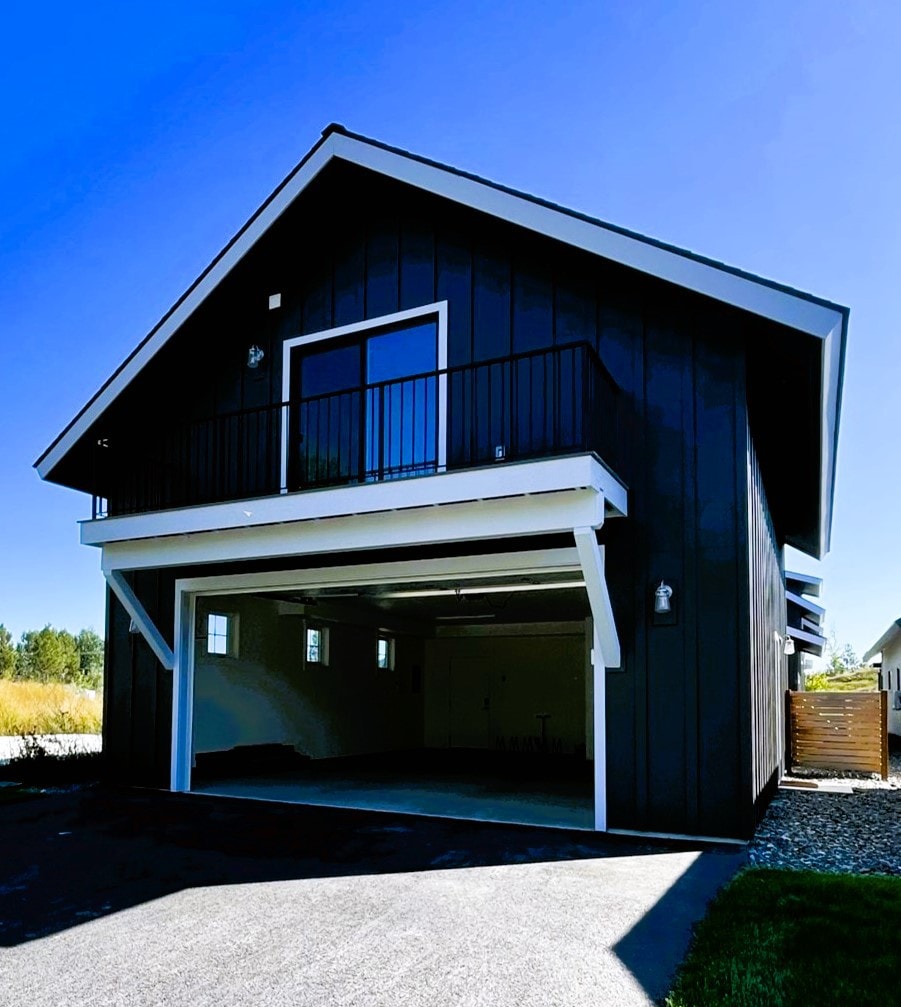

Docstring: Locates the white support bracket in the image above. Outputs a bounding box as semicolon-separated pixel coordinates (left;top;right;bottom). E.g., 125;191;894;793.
574;527;621;668
104;569;175;670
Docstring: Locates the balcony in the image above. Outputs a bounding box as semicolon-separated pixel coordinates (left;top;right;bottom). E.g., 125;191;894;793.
91;341;625;520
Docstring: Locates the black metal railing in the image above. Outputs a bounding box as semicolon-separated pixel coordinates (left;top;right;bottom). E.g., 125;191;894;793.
91;341;624;518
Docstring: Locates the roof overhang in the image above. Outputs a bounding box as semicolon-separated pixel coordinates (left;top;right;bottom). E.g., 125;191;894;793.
786;625;826;657
785;570;823;598
863;618;901;663
35;125;848;556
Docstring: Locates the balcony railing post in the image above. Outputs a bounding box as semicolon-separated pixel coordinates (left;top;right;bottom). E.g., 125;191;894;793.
93;341;623;518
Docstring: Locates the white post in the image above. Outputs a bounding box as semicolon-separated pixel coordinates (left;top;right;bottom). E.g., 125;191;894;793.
592;622;607;832
574;526;620;833
170;587;195;792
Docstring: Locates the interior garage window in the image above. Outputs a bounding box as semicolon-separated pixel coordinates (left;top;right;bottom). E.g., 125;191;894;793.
377;635;395;670
306;626;329;666
207;613;237;657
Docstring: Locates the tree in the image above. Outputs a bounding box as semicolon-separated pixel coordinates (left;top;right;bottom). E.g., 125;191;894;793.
16;626;80;683
0;624;15;678
76;628;104;689
824;630;858;676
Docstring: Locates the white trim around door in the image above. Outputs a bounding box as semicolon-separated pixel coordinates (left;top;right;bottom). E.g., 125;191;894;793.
169;544;615;831
279;301;449;493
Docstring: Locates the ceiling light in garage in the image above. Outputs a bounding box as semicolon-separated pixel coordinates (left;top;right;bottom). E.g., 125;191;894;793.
381;580;585;599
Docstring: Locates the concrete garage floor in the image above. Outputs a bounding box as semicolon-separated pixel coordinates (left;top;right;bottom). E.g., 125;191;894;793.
193;764;594;830
0;788;745;1007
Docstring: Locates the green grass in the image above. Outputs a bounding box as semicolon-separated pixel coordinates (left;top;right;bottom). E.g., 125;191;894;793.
666;868;901;1007
804;668;878;692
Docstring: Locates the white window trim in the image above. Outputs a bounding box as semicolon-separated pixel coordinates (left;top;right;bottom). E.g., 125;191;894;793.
279;301;449;493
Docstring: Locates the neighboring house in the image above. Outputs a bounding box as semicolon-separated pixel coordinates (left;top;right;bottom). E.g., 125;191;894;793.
785;570;827;690
35;124;848;841
863;621;901;738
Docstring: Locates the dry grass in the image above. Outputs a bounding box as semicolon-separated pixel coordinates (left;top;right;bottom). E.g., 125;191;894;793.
0;680;102;736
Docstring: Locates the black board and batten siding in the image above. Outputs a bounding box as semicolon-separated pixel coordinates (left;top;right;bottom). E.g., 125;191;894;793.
745;434;788;823
94;160;794;838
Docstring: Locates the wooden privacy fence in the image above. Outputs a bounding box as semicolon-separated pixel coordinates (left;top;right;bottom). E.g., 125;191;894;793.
788;691;888;778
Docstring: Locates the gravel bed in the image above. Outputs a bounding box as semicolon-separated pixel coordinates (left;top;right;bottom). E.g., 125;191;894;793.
782;749;901;790
749;750;901;875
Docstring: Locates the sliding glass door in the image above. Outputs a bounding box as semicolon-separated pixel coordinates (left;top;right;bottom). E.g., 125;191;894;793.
288;316;439;489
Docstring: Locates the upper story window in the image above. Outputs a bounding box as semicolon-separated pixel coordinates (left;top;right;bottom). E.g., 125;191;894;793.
282;303;448;491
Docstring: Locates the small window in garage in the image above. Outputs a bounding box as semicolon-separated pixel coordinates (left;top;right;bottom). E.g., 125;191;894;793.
207;613;238;657
377;635;395;670
306;626;329;666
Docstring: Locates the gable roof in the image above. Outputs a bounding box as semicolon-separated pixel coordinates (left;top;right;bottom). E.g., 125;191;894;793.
863;619;901;663
35;123;848;555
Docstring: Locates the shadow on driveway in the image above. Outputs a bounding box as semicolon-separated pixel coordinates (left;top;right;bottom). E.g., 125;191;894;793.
0;787;744;1004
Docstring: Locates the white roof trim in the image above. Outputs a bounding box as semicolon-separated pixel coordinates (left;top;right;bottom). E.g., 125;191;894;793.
35;128;847;493
863;619;901;663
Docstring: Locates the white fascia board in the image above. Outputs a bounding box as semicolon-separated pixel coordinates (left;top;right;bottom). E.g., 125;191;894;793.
334;134;844;339
38;128;845;483
785;591;826;619
172;547;582;597
82;454;623;547
101;488;604;572
36;139;337;480
817;319;845;558
863;620;901;664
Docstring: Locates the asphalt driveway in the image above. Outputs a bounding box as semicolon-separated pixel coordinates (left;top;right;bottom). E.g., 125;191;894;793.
0;788;744;1006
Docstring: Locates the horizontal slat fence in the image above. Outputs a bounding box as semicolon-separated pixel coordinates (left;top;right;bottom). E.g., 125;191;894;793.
788;691;888;778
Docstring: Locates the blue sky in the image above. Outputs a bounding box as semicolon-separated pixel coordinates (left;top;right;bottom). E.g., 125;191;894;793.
1;2;898;658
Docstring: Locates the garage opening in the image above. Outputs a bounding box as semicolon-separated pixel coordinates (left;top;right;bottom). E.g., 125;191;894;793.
188;573;596;830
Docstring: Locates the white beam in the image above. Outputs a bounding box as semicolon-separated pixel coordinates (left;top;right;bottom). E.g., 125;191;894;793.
104;569;175;670
102;489;607;572
83;454;626;547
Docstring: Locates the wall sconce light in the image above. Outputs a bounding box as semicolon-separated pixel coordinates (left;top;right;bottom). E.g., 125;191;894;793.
247;345;265;369
784;634;796;656
654;581;673;614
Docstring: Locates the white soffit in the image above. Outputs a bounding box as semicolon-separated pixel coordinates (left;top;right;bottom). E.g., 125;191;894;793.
100;490;605;572
36;126;847;482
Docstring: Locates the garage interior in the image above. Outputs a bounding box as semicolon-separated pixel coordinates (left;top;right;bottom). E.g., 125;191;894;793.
190;573;596;830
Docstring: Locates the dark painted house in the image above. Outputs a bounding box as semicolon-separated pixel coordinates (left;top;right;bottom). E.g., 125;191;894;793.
36;125;848;840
